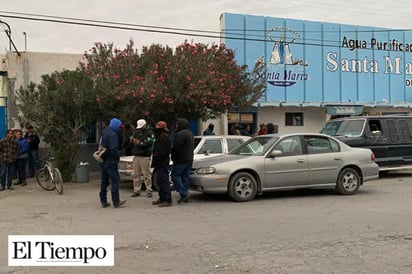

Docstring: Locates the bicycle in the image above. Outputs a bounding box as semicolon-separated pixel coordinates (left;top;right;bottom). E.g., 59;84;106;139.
36;153;64;195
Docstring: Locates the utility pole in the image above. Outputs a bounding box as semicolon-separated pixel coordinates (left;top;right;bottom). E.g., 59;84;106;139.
23;32;28;88
23;32;27;52
0;20;20;56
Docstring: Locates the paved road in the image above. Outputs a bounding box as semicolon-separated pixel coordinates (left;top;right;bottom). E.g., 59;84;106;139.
1;171;412;273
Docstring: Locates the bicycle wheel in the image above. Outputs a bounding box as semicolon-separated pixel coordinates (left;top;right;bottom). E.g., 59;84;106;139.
36;167;56;191
53;168;64;195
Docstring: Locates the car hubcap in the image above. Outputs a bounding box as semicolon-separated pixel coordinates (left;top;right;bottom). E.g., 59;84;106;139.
235;177;253;198
342;172;358;191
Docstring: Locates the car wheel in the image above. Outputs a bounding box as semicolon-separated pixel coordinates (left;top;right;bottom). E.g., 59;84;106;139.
336;167;361;195
228;172;257;202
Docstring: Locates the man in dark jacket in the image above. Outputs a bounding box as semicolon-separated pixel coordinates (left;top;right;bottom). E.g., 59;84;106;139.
171;118;194;203
203;123;215;135
24;125;40;178
151;121;172;207
131;119;155;197
99;118;126;208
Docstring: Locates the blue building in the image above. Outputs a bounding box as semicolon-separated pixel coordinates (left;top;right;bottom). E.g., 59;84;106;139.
220;13;412;134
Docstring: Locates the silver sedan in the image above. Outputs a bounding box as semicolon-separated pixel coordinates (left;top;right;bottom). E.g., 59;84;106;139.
189;133;379;202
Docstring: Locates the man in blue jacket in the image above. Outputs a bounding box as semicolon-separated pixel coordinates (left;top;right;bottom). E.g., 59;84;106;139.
99;118;126;208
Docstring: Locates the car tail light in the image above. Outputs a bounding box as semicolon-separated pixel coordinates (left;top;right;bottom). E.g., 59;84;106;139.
371;153;376;162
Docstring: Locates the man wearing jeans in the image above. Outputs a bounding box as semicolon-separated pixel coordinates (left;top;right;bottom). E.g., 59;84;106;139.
0;129;19;191
99;118;126;208
24;125;40;178
171;118;194;203
151;121;172;207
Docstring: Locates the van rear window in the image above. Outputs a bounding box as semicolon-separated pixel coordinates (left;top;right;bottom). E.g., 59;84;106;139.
321;120;365;137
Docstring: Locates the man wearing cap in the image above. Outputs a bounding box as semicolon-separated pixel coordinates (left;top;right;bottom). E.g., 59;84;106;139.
131;119;155;197
151;121;172;207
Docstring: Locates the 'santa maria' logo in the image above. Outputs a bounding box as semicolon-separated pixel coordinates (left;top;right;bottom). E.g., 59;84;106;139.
264;28;309;87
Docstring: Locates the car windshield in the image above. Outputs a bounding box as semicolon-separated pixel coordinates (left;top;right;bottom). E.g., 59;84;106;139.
230;136;278;156
321;119;365;137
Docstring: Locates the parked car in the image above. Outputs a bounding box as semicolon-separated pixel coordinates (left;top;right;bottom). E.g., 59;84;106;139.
118;135;250;182
189;133;379;202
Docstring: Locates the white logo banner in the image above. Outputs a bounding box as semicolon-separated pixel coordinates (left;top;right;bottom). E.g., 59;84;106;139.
8;235;114;266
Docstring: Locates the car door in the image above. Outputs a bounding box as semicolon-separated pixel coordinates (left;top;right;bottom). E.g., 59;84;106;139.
305;135;342;184
264;136;308;188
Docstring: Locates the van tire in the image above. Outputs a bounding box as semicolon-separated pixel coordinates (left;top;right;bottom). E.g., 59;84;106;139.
336;167;360;195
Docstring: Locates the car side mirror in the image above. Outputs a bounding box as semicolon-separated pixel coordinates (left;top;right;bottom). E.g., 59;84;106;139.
204;149;211;156
270;150;282;157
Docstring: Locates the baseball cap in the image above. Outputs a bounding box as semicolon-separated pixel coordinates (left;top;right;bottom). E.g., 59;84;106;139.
155;121;169;132
136;119;146;129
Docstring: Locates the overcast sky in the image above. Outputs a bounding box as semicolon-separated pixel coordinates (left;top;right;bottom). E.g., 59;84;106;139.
0;0;411;54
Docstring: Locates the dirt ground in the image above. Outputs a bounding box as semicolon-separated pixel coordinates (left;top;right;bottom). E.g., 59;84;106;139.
1;172;412;273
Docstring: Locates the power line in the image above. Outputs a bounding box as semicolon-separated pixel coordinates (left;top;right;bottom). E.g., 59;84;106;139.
0;11;411;52
0;10;218;35
0;11;224;40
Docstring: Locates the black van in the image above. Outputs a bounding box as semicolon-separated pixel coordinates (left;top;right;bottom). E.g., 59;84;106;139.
321;115;412;171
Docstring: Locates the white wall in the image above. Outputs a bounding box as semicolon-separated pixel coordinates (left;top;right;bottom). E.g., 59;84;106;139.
7;52;82;90
257;106;327;134
5;52;82;129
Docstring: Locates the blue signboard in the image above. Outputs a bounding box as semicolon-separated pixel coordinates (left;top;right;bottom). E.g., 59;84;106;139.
221;13;412;106
0;106;6;138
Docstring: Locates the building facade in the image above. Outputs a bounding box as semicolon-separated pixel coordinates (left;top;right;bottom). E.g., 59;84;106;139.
219;13;412;135
1;51;82;137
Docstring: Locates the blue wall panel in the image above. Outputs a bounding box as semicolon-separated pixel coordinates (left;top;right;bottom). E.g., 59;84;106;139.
303;21;323;103
322;23;341;103
222;13;412;107
356;26;375;104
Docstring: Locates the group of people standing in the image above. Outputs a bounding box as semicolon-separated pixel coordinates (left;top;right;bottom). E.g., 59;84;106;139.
99;117;194;208
0;126;40;191
207;122;276;136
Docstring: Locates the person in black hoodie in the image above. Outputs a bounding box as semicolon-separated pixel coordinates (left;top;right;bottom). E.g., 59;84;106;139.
171;118;194;203
24;125;40;178
151;121;172;207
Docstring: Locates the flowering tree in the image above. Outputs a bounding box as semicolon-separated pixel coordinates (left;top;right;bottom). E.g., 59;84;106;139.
16;70;97;181
80;40;266;126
